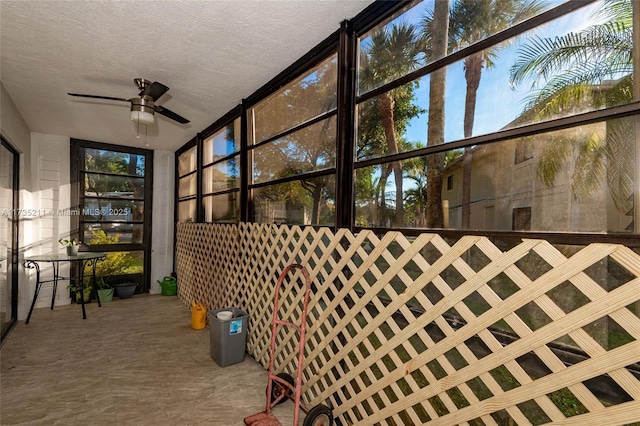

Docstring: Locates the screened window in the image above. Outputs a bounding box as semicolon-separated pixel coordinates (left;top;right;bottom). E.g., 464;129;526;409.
203;118;241;223
354;0;637;233
177;145;197;222
357;0;560;96
248;53;338;226
80;148;145;244
72;140;152;291
174;0;639;240
251;55;338;145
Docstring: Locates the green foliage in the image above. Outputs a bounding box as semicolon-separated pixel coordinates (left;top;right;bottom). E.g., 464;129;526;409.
250;56;338;225
67;282;92;300
95;276;111;290
357;75;424;159
510;0;634;213
84;230;143;278
58;239;78;247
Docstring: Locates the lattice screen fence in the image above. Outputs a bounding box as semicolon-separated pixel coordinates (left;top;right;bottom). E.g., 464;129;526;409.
176;223;640;425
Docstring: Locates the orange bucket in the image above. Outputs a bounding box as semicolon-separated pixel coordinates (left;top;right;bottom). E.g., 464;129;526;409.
191;301;207;330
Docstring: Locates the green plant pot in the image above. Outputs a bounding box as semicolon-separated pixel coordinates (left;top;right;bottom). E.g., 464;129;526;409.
97;288;114;303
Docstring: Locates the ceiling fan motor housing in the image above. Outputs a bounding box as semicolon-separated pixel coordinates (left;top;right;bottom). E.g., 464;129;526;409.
131;95;155;125
69;78;189;124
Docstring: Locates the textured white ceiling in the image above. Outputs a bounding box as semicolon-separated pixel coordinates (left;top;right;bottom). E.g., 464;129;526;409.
1;0;373;151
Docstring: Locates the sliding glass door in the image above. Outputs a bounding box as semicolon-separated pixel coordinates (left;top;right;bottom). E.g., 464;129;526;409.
1;137;19;341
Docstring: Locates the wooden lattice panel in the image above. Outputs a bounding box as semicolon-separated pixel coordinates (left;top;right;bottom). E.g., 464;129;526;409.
176;223;640;425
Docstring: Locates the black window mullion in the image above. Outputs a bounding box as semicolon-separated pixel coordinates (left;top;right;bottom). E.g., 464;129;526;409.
81;196;145;203
196;132;204;222
203;187;239;198
250;109;337;149
248;168;336;190
81;170;144;179
178;169;197;180
240;99;249;222
336;19;357;230
354;101;640;170
203;151;240;168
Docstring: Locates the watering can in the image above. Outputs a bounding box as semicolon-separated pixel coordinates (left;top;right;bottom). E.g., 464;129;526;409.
158;276;177;296
191;301;207;330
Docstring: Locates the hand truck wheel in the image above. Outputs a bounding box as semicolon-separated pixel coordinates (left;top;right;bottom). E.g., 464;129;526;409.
268;372;294;405
303;404;333;426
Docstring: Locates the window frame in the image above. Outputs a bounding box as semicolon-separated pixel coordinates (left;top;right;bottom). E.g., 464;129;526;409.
173;0;640;247
71;139;154;291
202;118;241;224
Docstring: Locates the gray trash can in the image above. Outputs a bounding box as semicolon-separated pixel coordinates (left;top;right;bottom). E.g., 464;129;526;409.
209;307;248;367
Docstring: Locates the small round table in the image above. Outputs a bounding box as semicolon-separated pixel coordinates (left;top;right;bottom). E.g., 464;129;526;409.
23;252;106;323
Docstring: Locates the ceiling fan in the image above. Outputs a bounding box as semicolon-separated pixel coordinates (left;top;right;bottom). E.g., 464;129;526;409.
68;78;190;125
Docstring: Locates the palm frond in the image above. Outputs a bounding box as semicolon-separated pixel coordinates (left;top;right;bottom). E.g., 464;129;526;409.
536;134;573;188
570;131;606;202
510;20;632;87
520;60;633;118
597;0;632;27
603;117;635;213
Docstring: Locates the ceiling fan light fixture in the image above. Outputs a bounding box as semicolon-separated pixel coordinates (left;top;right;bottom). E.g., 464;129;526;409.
130;96;155;125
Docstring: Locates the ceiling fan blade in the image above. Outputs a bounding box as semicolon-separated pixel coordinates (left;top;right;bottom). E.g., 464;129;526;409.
140;82;169;101
154;105;190;124
68;93;128;102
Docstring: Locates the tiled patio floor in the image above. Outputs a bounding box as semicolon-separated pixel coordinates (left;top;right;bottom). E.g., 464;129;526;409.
1;294;298;425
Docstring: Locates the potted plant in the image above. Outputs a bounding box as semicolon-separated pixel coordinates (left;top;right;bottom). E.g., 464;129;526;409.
114;282;137;299
59;238;79;256
67;281;92;303
96;277;114;303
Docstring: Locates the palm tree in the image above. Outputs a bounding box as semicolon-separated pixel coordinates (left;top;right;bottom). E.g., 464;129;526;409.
359;23;424;226
404;172;430;226
422;0;450;228
403;154;431;226
446;0;546;228
509;0;634;218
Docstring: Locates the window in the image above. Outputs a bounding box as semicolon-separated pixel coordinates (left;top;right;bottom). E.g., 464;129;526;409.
175;0;639;241
71;140;153;291
177;144;197;222
352;0;636;233
512;207;532;231
515;137;534;164
203;118;241;223
248;53;338;226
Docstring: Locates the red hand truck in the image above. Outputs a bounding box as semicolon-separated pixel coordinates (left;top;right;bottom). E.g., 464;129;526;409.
244;264;333;426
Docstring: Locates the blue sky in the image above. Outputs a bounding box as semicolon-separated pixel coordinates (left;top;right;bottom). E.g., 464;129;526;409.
366;0;604;146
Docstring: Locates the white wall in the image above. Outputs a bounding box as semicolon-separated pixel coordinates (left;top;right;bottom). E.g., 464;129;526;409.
150;150;175;294
0;83;31;188
23;133;72;316
2;83;176;318
1;82;35;321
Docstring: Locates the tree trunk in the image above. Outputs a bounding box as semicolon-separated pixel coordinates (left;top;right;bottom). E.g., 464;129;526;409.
311;180;323;225
379;165;391;226
461;52;483;229
377;92;404;226
426;0;450;228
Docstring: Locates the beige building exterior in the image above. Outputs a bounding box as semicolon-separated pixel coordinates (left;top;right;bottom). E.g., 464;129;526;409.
442;121;634;234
